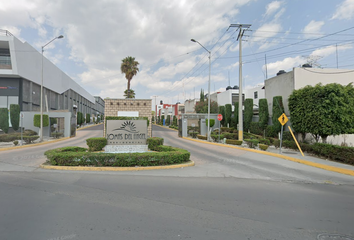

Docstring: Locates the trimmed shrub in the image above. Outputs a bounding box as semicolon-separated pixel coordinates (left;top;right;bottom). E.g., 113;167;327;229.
258;144;269;151
226;139;242;145
223;132;237;139
249;122;263;136
13;140;19;146
197;135;207;140
206;119;215;128
265;125;278;138
272;96;285;133
273;139;280;148
244;99;253;132
86;113;90;123
231;103;238;129
86;137;107;152
259;138;271;145
24;129;37;136
258;99;269;130
147;137;164;151
44;146;190;167
0;108;9;133
33;114;49;128
10;104;20;131
211;133;225;142
220;127;232;133
282;131;293;141
225;104;232;127
244;139;259;148
23;135;39;144
282;140;297;149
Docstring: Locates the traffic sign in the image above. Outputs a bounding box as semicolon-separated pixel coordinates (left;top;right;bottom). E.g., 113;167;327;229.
217;114;223;121
278;113;288;126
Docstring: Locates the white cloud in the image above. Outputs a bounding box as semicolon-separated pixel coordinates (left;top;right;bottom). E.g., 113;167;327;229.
264;56;304;76
302;20;324;38
310;44;352;58
264;1;283;17
331;0;354;20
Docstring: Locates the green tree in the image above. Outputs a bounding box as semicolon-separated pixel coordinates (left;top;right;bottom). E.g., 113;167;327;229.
272;96;284;133
0;108;9;133
33;114;49;127
157;116;160;124
225;104;232;127
166;115;171;126
289;83;354;143
121;56;139;98
258;99;269;130
10;104;20;131
206;119;215;128
173;115;177;126
219;106;225;127
244;99;253;132
231;103;239;129
86;113;90;123
152;116;155;123
77;112;81;125
195;100;218;113
200;89;205;102
123;89;135;99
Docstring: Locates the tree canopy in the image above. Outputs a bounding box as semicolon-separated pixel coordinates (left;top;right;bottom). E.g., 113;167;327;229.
289;83;354;143
121;56;139;98
195;100;218;114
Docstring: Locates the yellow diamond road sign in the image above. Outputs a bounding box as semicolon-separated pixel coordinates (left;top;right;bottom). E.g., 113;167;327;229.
278;113;288;126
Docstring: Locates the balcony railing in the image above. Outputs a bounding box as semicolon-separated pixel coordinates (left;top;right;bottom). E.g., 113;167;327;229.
0;56;12;69
0;29;13;36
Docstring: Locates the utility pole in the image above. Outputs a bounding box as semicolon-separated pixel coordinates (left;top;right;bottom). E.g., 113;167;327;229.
153;95;158;124
229;24;251;141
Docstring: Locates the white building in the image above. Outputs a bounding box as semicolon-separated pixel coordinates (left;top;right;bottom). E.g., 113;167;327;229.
264;67;354;116
0;30;104;137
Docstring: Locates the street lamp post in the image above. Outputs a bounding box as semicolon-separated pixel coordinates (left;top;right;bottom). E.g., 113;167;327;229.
40;35;64;142
191;39;211;141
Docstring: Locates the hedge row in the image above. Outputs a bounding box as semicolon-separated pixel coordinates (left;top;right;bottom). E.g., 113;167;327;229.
44;146;190;167
281;141;354;165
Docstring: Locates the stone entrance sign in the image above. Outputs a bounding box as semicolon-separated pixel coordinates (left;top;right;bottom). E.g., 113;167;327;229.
106;120;147;145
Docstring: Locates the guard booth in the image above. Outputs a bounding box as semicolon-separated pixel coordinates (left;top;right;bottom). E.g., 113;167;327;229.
179;113;219;138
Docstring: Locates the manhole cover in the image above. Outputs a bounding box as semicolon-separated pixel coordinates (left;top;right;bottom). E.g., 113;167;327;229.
317;234;354;240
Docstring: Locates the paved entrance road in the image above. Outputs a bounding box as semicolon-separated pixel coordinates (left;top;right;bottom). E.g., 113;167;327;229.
0;124;353;240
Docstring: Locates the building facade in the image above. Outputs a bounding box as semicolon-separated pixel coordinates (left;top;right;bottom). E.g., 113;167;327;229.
0;30;104;136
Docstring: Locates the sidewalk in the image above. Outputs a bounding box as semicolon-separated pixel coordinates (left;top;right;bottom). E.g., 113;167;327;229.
0;123;102;151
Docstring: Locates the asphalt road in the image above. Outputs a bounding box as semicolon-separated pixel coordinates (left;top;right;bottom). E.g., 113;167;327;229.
0;124;353;240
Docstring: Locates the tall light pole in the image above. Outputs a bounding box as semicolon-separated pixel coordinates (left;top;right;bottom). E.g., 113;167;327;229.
229;24;251;141
40;35;64;142
191;39;211;141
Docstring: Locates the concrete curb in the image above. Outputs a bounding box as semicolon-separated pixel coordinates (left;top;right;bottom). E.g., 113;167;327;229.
153;124;178;131
77;122;103;130
40;161;195;172
0;123;103;152
0;137;71;152
183;137;354;177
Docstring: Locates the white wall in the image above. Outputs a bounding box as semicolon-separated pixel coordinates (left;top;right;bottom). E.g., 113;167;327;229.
294;67;354;90
264;71;295;116
245;84;265;107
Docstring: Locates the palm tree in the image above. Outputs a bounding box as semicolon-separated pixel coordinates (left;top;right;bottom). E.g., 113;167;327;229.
123;89;135;99
120;56;139;98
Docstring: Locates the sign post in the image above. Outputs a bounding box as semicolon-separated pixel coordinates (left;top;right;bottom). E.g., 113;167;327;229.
278;113;288;154
217;114;223;142
20;113;23;146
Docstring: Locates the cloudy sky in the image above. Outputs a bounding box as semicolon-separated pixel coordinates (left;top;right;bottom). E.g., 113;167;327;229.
2;0;354;104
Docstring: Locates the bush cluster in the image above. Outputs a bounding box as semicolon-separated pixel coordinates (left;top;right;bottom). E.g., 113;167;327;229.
244;139;259;148
258;144;269;151
23;135;39;144
146;137;164;151
86;137;107;152
44;146;190;167
197;135;207;140
225;139;242;145
249;122;263;136
0;130;39;142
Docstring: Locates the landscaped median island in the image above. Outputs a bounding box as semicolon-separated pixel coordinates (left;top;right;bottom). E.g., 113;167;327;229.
43;137;192;168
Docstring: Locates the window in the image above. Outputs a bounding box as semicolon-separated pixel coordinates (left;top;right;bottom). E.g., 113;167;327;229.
254;91;258;99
